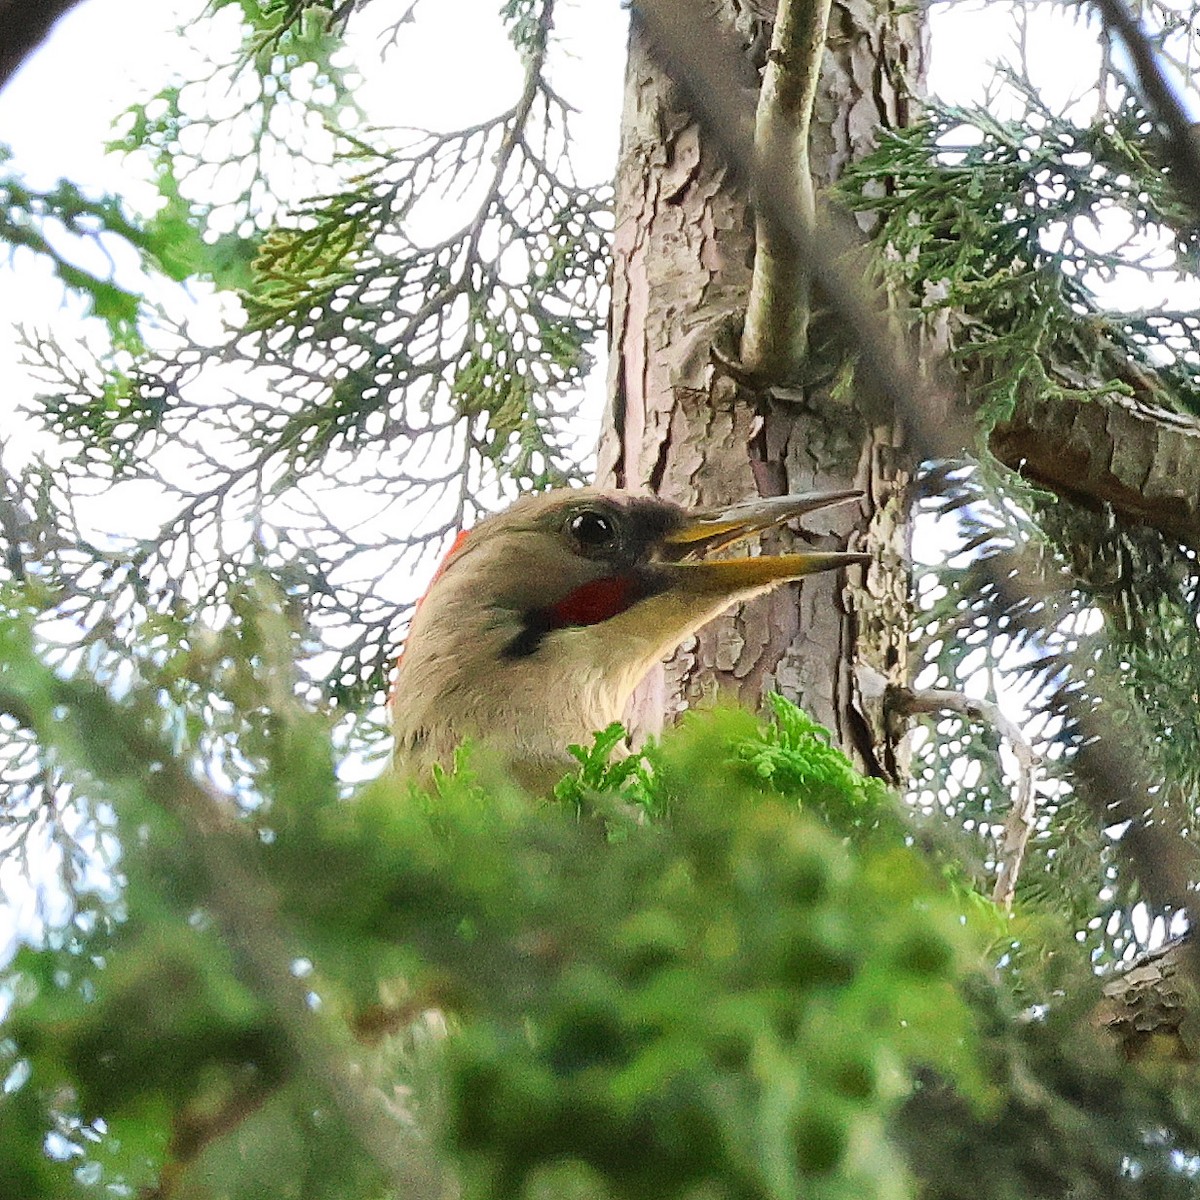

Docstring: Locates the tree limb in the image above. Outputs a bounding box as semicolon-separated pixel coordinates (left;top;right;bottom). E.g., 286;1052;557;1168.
992;370;1200;547
1094;935;1198;1060
739;0;834;381
633;0;953;439
980;0;1200;543
1092;0;1200;215
633;2;1200;975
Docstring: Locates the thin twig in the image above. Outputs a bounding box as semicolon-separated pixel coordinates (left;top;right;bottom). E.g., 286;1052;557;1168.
891;687;1041;910
150;1075;277;1200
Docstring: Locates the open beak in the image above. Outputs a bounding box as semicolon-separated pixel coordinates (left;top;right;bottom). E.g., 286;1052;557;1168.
658;490;870;596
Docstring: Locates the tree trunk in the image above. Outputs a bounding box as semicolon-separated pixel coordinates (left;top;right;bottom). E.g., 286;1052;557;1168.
597;0;925;776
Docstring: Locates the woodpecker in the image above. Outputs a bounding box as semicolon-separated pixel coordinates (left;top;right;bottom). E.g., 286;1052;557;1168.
392;487;869;791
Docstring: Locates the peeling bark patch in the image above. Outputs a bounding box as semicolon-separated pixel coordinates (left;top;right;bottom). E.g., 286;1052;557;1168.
663;124;703;204
749;404;789;496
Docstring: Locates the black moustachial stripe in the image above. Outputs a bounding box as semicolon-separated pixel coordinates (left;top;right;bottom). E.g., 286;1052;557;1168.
502;610;556;659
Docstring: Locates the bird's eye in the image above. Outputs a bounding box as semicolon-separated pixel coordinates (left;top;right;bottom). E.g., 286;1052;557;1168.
566;509;618;554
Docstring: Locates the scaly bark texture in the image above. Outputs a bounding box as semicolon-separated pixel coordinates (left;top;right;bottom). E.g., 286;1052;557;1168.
598;0;925;775
992;388;1200;544
1094;937;1200;1061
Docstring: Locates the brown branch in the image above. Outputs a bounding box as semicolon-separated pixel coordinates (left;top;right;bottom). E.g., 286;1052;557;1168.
985;0;1200;544
739;0;834;380
1094;935;1198;1060
0;0;85;93
891;687;1041;910
991;386;1200;545
149;1073;277;1200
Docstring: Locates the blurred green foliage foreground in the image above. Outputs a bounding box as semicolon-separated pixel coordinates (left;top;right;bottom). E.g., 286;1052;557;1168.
3;594;1200;1199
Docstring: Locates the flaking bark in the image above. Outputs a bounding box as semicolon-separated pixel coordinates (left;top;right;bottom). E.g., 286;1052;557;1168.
1094;936;1200;1061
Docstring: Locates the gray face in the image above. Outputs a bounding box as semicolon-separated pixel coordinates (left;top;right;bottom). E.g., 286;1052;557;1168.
497;495;690;660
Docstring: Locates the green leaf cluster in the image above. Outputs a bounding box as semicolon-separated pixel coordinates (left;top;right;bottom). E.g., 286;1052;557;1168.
111;0;361;268
6;0;611;722
3;587;1200;1198
0;593;980;1199
0;148;187;345
843;78;1200;424
839;61;1200;957
903;453;1200;960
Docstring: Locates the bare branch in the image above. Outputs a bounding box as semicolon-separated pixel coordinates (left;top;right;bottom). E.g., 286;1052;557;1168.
633;0;954;444
992;385;1200;544
1094;935;1198;1059
892;687;1040;910
1093;0;1200;216
739;0;834;379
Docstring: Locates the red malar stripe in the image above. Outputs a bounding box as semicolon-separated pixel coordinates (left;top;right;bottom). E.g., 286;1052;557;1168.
548;575;639;628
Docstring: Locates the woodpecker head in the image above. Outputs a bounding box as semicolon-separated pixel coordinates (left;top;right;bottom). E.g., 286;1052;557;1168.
392;487;869;790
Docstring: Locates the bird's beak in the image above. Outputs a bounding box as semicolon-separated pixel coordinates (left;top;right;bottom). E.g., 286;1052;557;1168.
657;490;870;595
